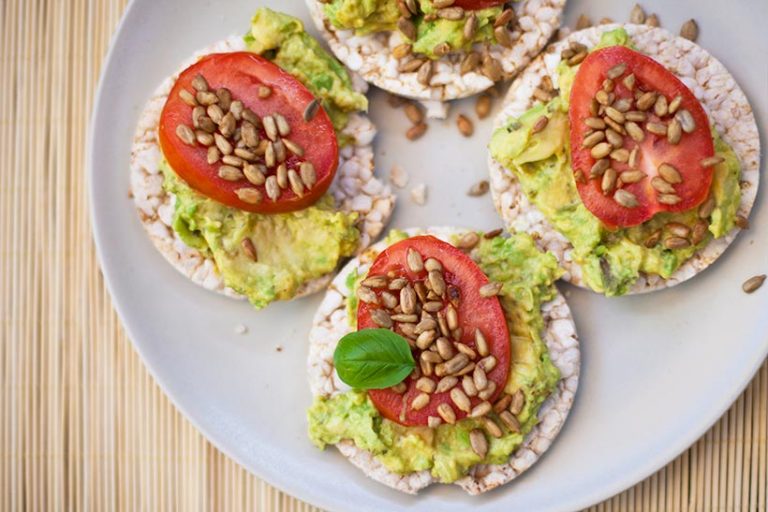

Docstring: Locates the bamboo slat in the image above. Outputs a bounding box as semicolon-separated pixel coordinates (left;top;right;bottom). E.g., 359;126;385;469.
0;0;766;510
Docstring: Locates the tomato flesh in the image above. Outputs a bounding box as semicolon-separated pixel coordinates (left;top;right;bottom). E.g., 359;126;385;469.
358;236;510;427
159;52;338;214
569;46;715;228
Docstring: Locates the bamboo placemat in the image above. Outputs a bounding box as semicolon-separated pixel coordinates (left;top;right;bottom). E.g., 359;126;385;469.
1;0;766;510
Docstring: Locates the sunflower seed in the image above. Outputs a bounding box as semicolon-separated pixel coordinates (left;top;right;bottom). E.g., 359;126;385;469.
450;387;471;412
460;52;481;74
422;351;443;365
240;164;263;187
437;403;456;424
470;401;492;419
175;124;196;145
436;376;458;393
691;220;709;245
478;355;497;373
582;131;606;149
615;189;639;208
400;286;417;315
622;73;636;90
411;393;430;411
636;91;657;111
508;390;525;415
276;164;288;189
700;155;725;168
590;159;610;177
471;329;489;358
601;167;617;194
680;19;699;41
735;215;750;229
178;89;197;107
196;91;218;106
584;117;605;130
434;337;453;361
191;74;209;92
654;95;669;117
532;116;549;134
195;130;214;146
416;377;437;394
595;90;611;106
417;60;433;85
397;16;416;39
416;330;437;350
302;98;321;122
455;343;476;360
371;309;393;328
620;170;646;184
477;381;496;400
668;95;683;115
299;162;316;189
234;187;261;204
442;353;469;376
606;63;627;79
629;147;640;168
483;417;503;438
629;3;646;23
462;375;478;397
406;123;428;141
664;236;690;250
217;165;243;181
205;146;221;165
438;7;464;20
214;133;233;155
658;193;682;205
568;50;587;66
406;248;424;272
625;110;647;122
641;229;661;248
288;170;307;196
646;122;667;136
742;275;766;294
494;25;513;47
667;222;691;238
257;85;272;99
481;54;503;81
499;410;521;432
494;8;515;27
265;176;280;201
590;142;612;160
472;365;488;390
698;196;716;219
667;118;682;145
478;282;503;298
613;98;632;112
493;394;513;414
676;109;696;133
624;121;645;142
651;177;675;194
610;148;630;163
423;301;443;313
659;163;682;184
392;314;418;323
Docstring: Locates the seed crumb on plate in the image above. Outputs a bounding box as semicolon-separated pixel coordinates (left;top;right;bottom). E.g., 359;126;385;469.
234;324;247;335
390;164;409;189
411;184;427;206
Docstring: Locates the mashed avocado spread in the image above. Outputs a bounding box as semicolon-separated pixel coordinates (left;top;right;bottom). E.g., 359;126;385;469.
308;232;562;483
489;29;742;296
322;0;503;59
160;9;367;309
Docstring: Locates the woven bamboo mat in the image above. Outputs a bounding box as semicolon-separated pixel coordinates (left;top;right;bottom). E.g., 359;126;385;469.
1;0;766;510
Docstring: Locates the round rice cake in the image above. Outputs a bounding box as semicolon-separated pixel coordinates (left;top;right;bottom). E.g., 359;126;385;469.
305;0;566;102
130;36;395;300
307;226;580;494
488;24;760;294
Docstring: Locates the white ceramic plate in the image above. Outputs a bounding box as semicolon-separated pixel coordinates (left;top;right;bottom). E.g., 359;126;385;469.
89;1;767;510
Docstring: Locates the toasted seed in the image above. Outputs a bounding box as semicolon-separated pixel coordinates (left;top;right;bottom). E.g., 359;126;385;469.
742;275;766;294
414;282;428;303
416;330;437;350
680;19;699;41
176;124;196;145
470;401;492;418
443;353;469;375
700;155;724;168
644;229;662;248
636;91;657;111
241;108;259;125
604;107;625;124
195;130;214;146
654;94;669;117
467;180;490;198
257;85;272;99
265;176;280;201
625;110;647;123
508;390;525;415
698;196;716;219
400;286;417;315
457;114;474;137
389;278;408;291
477;381;496;400
234;148;256;161
664;236;690;249
371;309;393;328
475;94;492;119
590;159;610;177
590;142;612;160
222;155;244;168
406;123;428;140
668;95;683;115
460;52;481;74
392;314;418;323
416;60;433;86
494;8;515;27
411;393;430;411
667;118;682;145
613;98;632;113
438;6;464;20
582;131;606;149
468;428;489;457
427;416;442;428
425;257;442;272
622;73;636;90
606;62;627;79
450;387;471;412
276;164;288;189
416;377;437;394
493;394;513;414
584;117;606;130
436;376;458;394
667;222;691;238
218;165;243;181
240;121;259;148
464;16;480;40
691;220;709;245
406;248;424;272
568;50;587;66
213;133;232;155
481;54;503;81
422;351;443;365
356;286;379;305
610;148;630;163
494;25;513;47
427;271;445;297
242;164;265;186
206;146;221;165
191;73;209;92
237;236;258;262
478;355;497;372
483;417;503;438
462;375;478;397
676;109;696;133
499;411;521;432
234;187;261;204
473;365;488;391
532;115;549;134
262;115;278;142
615;189;639;208
575;13;591;29
423;301;443;313
402;103;424;126
399;57;425;73
735;215;750;229
620;170;645;184
603;78;615;93
455;343;477;360
625;121;645;142
473;329;489;357
629;3;646;23
435;337;454;360
658;193;682;205
651;177;675;194
595;90;611;106
629;147;640;168
178;88;197;107
273;114;290;137
432;41;451;57
601;167;617;194
206;104;224;125
484;228;503;239
397;16;416;39
281;138;304;158
646;122;667;136
289;170;307;197
659;163;682;184
646;13;660;26
479;282;503;298
196;90;218;106
437;403;456;424
299;162;316;189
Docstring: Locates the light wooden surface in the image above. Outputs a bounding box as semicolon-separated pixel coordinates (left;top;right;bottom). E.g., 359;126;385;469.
1;0;766;510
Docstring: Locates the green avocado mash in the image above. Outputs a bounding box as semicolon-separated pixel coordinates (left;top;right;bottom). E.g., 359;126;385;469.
162;162;359;309
489;29;742;296
322;0;503;59
157;9;371;309
245;8;368;132
308;232;562;483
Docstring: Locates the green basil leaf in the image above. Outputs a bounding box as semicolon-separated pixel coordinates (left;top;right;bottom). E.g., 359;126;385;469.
333;329;415;389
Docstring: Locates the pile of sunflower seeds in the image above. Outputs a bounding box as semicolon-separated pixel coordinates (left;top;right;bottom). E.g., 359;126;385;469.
174;73;320;204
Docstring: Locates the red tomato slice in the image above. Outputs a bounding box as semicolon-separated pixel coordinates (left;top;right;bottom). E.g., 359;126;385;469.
358;236;510;427
569;45;715;228
453;0;506;9
159;52;338;214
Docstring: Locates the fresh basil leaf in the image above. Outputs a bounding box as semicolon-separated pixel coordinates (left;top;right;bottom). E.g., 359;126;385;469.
333;329;415;389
